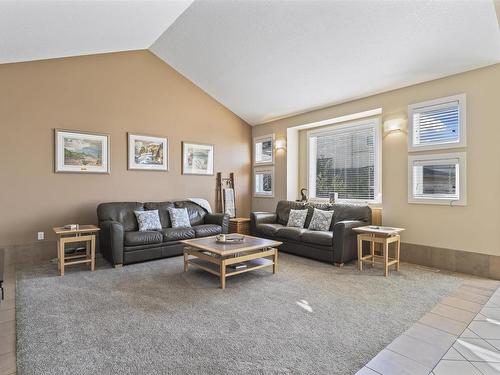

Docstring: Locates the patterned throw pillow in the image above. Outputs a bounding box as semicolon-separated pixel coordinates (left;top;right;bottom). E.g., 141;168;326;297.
134;210;162;232
286;209;308;228
168;207;191;228
308;208;334;231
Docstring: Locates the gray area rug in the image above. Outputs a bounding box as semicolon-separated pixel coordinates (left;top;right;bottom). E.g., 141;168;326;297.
16;253;464;375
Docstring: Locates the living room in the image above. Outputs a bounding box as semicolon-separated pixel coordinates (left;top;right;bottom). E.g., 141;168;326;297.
1;1;500;374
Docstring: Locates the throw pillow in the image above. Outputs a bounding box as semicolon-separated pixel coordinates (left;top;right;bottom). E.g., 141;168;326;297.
168;207;191;228
134;210;162;232
308;208;334;231
286;209;308;228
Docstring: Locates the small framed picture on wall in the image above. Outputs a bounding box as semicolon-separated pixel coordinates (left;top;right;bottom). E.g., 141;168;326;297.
128;133;168;171
54;129;110;174
182;142;214;175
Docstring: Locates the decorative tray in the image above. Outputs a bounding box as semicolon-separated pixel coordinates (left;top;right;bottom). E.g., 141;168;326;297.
216;234;245;244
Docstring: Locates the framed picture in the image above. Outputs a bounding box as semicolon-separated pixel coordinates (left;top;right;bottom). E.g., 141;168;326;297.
54;129;110;174
254;166;274;198
127;133;168;171
253;133;274;165
182;142;214;175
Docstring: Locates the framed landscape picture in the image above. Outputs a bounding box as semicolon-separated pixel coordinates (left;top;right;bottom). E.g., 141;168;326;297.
54;129;110;174
128;133;168;171
182;142;214;175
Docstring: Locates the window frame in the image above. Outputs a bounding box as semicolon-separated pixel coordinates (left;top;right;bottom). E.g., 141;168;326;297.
408;94;466;152
253;134;275;166
306;117;382;204
253;166;275;198
407;152;467;206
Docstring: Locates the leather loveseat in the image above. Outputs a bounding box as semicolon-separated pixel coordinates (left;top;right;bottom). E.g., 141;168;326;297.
251;200;371;266
97;201;229;267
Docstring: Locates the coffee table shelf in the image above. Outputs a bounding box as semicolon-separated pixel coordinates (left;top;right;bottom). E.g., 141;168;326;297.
188;257;274;277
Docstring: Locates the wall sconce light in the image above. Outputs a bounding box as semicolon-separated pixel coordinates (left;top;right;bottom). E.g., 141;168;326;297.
275;138;287;150
383;119;406;135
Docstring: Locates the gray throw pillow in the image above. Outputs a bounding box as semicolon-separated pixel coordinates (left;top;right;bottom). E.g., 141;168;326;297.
134;210;162;231
168;207;191;228
308;208;334;231
286;209;308;228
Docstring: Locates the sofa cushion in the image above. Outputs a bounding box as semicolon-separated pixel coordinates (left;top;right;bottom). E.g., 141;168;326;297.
124;231;163;246
144;202;174;228
276;201;306;226
168;207;191;228
162;227;195;242
193;224;222;238
174;201;207;226
276;227;306;241
308;208;334;231
301;230;333;247
134;210;162;231
256;223;283;237
97;202;144;231
286;209;308;228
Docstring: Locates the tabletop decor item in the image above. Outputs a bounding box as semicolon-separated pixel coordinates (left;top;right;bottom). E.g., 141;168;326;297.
54;129;110;173
182;141;214;175
128;133;168;171
216;233;245;243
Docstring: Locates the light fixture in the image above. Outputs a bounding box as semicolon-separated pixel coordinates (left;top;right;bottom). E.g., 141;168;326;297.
383;119;406;134
275;138;287;150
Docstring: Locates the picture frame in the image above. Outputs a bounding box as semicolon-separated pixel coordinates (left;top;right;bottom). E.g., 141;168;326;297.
127;133;168;171
253;133;275;166
182;142;214;175
253;166;275;198
54;129;110;174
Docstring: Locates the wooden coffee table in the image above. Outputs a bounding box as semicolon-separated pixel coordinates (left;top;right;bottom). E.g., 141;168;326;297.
181;235;282;289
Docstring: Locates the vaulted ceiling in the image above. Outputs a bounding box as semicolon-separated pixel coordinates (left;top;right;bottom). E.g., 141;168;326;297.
2;1;500;125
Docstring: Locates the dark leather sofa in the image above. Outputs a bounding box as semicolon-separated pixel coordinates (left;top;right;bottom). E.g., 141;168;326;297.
97;201;229;267
251;200;371;266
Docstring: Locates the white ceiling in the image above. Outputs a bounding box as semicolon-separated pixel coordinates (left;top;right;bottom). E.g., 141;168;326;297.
151;0;500;125
0;0;193;64
1;1;499;126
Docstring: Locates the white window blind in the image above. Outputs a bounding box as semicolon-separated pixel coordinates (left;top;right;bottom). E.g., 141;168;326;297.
308;120;381;202
408;152;466;205
409;94;466;151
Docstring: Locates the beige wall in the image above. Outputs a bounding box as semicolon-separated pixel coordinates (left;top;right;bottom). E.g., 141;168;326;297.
0;50;251;246
253;63;500;256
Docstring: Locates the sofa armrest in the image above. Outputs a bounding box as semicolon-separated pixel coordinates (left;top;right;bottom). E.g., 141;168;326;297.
99;220;124;266
250;212;277;235
333;220;367;264
204;213;230;234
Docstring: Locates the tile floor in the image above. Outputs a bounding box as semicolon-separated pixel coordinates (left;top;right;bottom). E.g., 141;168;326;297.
0;263;16;375
358;278;500;375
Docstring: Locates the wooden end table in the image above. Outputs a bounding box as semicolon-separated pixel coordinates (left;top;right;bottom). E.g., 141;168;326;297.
229;218;251;235
181;235;282;289
52;225;100;276
353;226;405;277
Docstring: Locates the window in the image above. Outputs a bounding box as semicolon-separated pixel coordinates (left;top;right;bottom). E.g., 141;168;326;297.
408;152;466;205
254;167;274;197
307;118;381;203
408;94;466;151
253;134;274;165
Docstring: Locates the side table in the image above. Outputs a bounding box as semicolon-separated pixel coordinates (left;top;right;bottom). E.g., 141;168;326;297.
229;218;251;235
52;225;100;276
353;226;405;277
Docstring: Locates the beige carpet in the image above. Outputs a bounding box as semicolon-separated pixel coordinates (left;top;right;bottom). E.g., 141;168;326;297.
16;253;464;375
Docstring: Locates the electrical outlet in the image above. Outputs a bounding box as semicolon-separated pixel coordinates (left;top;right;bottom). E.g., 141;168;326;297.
37;231;44;240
